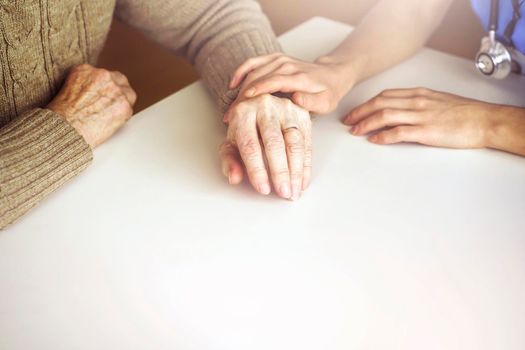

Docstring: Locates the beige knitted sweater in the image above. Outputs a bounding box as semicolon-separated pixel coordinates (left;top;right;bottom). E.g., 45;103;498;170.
0;0;280;229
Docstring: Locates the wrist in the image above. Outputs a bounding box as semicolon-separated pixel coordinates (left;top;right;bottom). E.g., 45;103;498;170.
315;54;367;95
484;104;525;154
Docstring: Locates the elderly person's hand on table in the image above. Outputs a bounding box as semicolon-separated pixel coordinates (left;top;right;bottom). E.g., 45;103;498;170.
48;64;137;149
220;93;312;201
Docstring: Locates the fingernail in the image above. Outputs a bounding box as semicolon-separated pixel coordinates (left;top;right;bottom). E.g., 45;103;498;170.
245;88;256;97
291;184;301;201
280;183;291;199
369;135;378;142
259;183;271;195
228;172;233;185
351;125;360;135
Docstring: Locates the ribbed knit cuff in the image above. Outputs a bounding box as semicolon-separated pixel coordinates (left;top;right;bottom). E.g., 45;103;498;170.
197;29;282;113
0;108;93;229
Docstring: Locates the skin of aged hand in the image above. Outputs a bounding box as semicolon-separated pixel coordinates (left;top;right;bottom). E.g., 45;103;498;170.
220;94;312;201
48;64;137;149
229;53;351;115
344;87;525;155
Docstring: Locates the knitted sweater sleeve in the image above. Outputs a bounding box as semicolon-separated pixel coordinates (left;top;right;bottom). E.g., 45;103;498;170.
115;0;282;112
0;108;92;229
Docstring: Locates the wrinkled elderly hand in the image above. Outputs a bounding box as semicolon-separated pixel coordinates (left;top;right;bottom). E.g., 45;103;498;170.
48;64;137;149
220;94;312;200
229;53;351;115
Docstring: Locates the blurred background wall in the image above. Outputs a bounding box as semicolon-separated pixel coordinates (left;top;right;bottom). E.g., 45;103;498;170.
98;0;485;112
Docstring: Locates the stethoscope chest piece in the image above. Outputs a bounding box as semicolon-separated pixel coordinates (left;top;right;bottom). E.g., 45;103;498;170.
476;36;513;79
475;0;524;79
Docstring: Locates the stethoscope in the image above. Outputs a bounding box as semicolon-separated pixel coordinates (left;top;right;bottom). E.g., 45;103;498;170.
475;0;525;78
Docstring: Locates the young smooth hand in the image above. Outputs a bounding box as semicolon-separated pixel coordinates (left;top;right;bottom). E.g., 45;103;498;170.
220;94;312;201
344;87;525;156
48;64;137;149
229;53;352;115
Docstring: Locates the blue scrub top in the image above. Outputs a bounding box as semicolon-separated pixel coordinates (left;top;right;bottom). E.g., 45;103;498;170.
471;0;525;54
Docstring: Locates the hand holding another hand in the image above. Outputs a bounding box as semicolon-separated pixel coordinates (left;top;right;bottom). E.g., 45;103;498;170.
48;64;137;149
229;53;352;115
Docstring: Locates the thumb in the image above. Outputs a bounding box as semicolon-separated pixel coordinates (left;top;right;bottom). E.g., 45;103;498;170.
292;92;333;115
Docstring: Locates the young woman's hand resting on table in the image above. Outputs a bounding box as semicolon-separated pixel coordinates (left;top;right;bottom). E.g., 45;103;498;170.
344;88;525;156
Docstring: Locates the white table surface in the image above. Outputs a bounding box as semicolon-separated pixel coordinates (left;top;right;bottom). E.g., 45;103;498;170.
1;17;525;350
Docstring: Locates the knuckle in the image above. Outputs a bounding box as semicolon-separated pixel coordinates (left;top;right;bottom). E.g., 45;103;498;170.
259;93;273;104
248;165;266;178
285;128;302;142
304;157;312;167
275;55;290;64
115;96;132;111
294;72;308;81
282;97;294;108
290;170;303;181
286;141;304;155
246;164;266;179
238;137;259;156
273;168;290;179
232;101;249;114
94;69;111;81
121;102;133;116
245;57;256;66
130;89;138;102
117;71;129;83
375;133;387;143
280;62;296;71
391;127;404;138
412;97;428;109
246;71;257;82
371;96;384;107
264;134;285;152
416;87;430;95
379;108;395;120
219;140;236;151
219;142;229;154
74;63;92;71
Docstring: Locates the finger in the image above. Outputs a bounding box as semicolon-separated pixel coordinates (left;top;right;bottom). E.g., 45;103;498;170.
378;87;434;98
230;53;283;89
302;124;312;191
110;71;130;87
244;74;325;99
219;141;244;185
292;92;334;115
283;127;305;201
235;119;271;195
120;86;137;107
345;96;429;125
368;126;427;145
351;109;420;136
241;59;299;98
258;118;291;199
